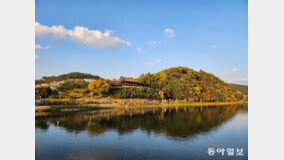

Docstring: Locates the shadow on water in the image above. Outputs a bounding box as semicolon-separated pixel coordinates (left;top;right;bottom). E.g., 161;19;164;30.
36;104;247;141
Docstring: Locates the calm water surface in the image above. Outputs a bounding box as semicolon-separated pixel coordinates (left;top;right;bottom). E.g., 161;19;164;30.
36;104;248;160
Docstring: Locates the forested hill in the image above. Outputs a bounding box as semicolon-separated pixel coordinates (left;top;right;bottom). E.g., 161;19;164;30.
230;83;248;95
139;66;244;102
36;72;101;84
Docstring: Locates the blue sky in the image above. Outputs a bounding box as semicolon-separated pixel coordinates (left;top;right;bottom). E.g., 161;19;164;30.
35;0;248;84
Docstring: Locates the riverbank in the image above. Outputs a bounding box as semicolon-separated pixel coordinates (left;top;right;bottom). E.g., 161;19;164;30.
35;99;247;112
132;101;248;108
35;104;115;112
37;98;247;106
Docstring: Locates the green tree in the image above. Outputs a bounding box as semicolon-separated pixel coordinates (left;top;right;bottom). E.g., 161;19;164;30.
37;87;53;98
74;79;88;88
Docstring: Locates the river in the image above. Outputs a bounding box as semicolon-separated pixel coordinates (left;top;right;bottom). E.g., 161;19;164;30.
36;104;248;160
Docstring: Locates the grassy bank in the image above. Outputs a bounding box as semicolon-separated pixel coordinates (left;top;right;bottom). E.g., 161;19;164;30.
36;100;247;113
132;101;248;108
35;105;115;113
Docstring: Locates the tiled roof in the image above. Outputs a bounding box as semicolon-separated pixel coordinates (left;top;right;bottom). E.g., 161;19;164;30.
119;77;139;83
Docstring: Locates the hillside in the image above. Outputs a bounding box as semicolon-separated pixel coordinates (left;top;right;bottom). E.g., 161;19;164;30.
139;66;244;102
230;83;248;95
36;72;101;84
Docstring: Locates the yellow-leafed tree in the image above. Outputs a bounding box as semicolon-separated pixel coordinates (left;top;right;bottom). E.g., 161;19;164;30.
88;79;111;96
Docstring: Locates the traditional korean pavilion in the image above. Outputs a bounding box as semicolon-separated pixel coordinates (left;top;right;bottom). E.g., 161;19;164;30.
117;77;141;87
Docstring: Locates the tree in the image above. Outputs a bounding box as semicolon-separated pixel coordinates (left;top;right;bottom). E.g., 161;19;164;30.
74;79;88;88
200;93;206;102
57;81;75;91
159;90;165;100
193;87;202;101
162;89;171;99
88;79;111;96
37;87;53;98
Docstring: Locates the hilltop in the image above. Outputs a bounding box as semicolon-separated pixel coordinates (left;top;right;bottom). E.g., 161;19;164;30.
35;72;101;84
139;66;244;102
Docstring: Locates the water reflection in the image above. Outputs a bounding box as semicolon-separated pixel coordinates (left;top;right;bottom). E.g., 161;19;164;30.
36;105;247;140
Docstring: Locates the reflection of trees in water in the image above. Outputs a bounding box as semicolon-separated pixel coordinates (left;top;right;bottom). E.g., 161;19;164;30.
35;119;50;131
36;105;247;140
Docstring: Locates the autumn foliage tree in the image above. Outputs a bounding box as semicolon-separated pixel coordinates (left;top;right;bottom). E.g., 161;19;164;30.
88;79;111;96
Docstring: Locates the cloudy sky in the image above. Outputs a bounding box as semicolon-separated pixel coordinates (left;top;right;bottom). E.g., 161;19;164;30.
35;0;248;85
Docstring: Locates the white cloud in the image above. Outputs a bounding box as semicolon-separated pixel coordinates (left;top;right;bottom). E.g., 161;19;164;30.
35;22;130;49
164;29;175;38
68;27;131;49
136;48;142;53
211;45;218;49
35;22;68;40
35;44;49;49
149;40;157;45
233;68;238;72
35;55;40;60
146;62;154;65
156;59;162;63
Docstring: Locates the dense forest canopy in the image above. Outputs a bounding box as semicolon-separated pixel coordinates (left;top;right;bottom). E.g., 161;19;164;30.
139;66;244;102
230;83;248;95
36;72;101;84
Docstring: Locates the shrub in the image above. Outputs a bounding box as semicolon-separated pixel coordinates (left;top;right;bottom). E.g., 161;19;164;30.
108;87;160;99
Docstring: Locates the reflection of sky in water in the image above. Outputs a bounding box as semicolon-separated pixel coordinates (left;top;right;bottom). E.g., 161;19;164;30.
36;107;248;160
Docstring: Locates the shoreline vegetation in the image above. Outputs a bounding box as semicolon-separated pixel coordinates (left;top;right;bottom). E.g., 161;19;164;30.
36;66;248;112
35;99;248;113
